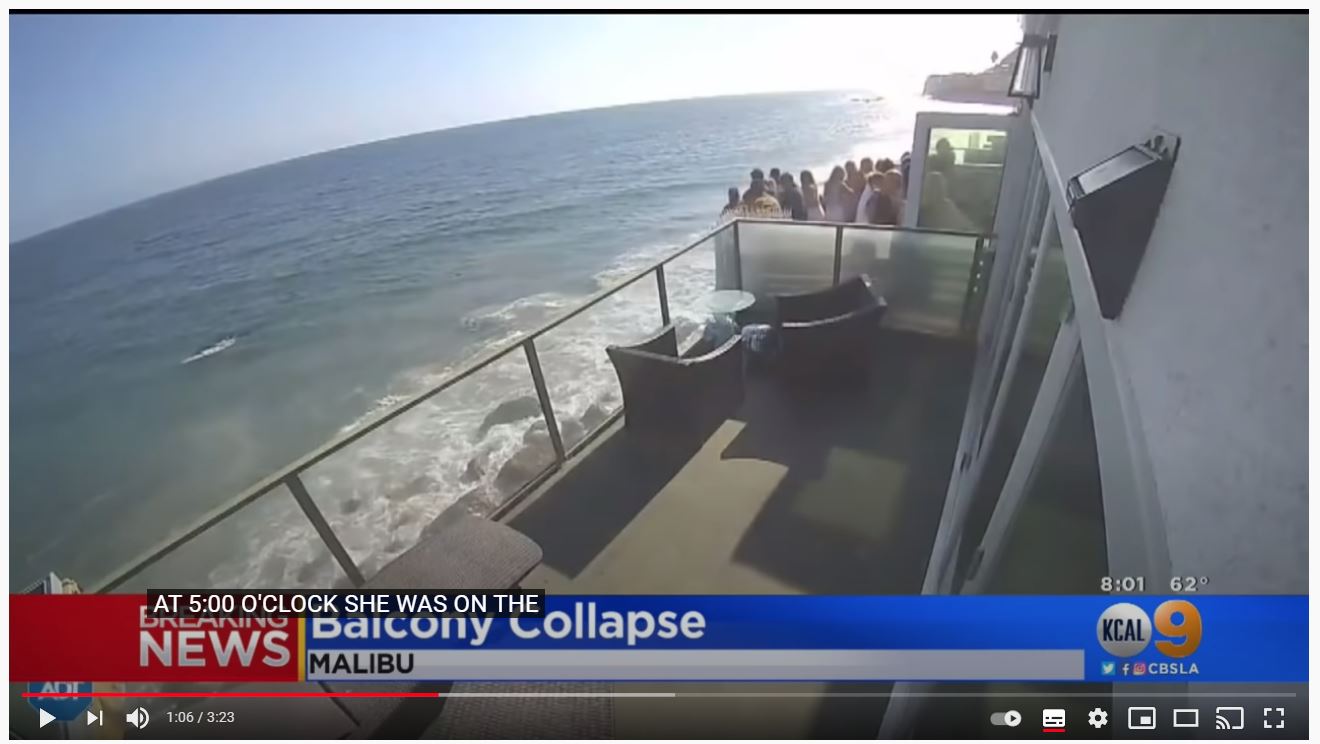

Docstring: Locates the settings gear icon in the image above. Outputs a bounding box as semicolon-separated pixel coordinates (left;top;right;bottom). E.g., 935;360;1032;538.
1088;708;1109;728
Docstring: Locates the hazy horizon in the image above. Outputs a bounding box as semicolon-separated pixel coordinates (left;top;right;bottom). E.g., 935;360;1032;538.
10;90;858;244
10;13;1022;240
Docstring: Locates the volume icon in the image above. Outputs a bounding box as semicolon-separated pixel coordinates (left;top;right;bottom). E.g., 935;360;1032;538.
126;706;150;729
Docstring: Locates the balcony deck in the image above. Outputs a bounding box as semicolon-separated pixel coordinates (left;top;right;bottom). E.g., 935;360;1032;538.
432;328;976;738
506;328;973;597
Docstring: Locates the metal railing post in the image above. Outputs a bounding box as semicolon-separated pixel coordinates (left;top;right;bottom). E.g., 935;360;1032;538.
285;474;367;587
523;339;567;464
833;225;843;286
655;265;670;326
732;221;743;290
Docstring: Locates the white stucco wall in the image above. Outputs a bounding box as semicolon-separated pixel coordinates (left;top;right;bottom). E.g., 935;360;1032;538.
1033;14;1307;593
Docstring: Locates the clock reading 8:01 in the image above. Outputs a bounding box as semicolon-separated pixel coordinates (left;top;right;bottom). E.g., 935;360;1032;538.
1100;576;1146;592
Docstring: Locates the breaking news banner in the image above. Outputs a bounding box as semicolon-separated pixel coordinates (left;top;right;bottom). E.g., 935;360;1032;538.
8;594;1307;685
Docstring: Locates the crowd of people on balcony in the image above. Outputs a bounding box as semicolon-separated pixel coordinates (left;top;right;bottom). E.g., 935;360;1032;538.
719;138;986;233
719;154;912;226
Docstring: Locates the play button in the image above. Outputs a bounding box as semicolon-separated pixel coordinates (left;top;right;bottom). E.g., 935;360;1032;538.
38;709;55;728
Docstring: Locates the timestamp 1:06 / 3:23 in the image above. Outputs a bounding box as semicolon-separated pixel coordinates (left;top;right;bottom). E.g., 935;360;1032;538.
1099;576;1209;593
164;711;236;724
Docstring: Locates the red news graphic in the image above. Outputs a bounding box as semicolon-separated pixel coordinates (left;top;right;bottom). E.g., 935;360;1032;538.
10;594;299;683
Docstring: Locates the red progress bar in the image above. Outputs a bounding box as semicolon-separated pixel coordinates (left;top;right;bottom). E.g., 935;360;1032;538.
23;692;440;698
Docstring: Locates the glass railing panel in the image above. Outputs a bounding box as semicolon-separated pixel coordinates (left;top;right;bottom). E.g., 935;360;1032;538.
663;231;732;353
111;483;349;591
736;221;837;298
299;349;554;581
919;127;1007;235
840;227;982;336
536;272;665;441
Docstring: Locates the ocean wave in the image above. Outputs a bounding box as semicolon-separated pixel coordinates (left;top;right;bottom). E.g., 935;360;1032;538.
207;233;722;590
181;336;237;364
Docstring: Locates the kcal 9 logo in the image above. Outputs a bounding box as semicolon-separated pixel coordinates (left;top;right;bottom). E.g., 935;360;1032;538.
1096;601;1202;658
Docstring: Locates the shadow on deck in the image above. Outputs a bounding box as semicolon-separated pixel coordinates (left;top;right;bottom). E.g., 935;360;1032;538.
506;328;974;596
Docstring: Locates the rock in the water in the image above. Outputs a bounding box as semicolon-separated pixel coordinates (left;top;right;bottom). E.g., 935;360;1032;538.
460;456;485;484
454;486;492;515
421;489;489;540
522;422;547;445
559;417;586;449
387;474;438;501
523;417;585;449
477;395;542;437
493;441;553;496
580;403;609;432
392;509;419;530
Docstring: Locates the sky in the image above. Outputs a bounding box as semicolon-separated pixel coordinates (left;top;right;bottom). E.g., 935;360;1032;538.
9;13;1022;240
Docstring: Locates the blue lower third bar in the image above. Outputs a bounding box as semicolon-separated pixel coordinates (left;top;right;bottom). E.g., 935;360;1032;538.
304;649;1085;682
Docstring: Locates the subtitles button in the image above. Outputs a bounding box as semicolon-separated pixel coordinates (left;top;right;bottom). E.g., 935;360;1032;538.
989;710;1021;727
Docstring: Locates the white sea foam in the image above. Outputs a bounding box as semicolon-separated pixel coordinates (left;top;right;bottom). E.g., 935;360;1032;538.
181;336;237;364
208;230;722;589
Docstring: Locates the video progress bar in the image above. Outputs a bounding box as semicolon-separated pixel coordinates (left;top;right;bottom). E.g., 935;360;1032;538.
23;691;1299;699
21;692;675;699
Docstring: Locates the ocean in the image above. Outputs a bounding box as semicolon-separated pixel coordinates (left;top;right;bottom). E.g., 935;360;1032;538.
11;90;931;590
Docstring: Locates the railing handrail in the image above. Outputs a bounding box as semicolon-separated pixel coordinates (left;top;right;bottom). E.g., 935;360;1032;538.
92;218;991;592
732;216;993;241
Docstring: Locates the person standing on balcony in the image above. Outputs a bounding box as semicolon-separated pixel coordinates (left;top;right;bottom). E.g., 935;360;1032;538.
719;187;741;222
743;179;785;218
870;171;904;225
822;166;853;222
766;168;782;200
778;172;807;221
800;170;824;221
843;160;864;220
742;168;767;202
854;171;879;224
931;138;957;175
859;157;875;180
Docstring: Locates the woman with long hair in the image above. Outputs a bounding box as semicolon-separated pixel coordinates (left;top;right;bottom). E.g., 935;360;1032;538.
822;166;853;222
800;170;824;221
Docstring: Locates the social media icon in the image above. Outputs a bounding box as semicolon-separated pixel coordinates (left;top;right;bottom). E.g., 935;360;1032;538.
1042;709;1066;733
1132;661;1147;676
1100;661;1116;676
1128;707;1156;730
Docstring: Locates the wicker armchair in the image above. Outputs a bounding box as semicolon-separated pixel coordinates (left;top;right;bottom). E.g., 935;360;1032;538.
774;276;887;383
606;324;744;442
